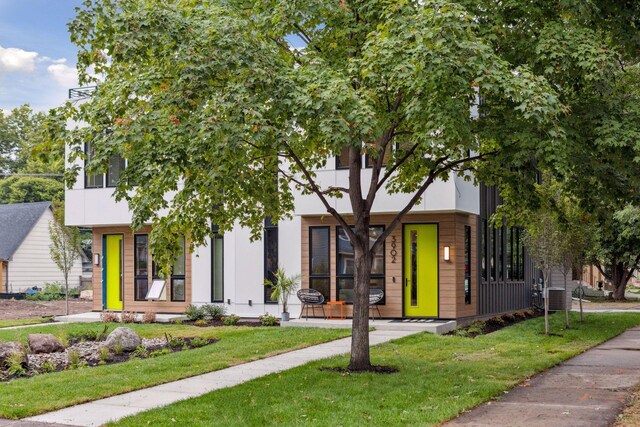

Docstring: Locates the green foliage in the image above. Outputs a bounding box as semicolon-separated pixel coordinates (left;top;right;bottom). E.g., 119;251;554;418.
166;335;186;350
40;360;57;374
258;313;278;327
5;352;26;377
194;319;208;326
263;268;300;314
113;340;124;355
25;282;65;301
223;315;240;327
189;337;209;348
149;348;171;358
67;350;81;369
132;345;149;359
98;346;110;362
201;304;226;321
0;176;64;204
184;305;206;322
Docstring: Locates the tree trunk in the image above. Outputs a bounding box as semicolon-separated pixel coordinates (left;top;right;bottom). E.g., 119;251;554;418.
544;267;550;336
578;279;584;322
611;262;630;301
348;236;372;371
563;272;569;328
65;273;69;317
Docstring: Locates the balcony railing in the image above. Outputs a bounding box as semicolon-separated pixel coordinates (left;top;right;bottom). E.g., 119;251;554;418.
68;86;97;100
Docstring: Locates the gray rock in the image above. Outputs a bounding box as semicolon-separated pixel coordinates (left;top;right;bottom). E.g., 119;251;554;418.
104;327;141;352
28;333;65;354
0;341;27;368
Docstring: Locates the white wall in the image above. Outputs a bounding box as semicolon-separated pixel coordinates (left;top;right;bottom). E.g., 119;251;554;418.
7;208;83;292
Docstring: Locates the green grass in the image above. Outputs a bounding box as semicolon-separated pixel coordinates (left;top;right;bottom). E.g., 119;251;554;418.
0;318;53;329
0;323;350;419
112;312;640;427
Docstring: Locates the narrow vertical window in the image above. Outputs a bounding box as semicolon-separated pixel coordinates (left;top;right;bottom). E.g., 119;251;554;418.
106;154;126;187
309;227;330;301
211;226;224;302
336;226;385;303
171;237;186;302
464;225;471;305
481;220;487;282
134;235;149;301
84;141;104;188
497;226;503;281
264;217;278;303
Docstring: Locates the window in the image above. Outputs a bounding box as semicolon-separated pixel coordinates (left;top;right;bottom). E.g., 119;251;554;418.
490;226;496;281
264;218;278;304
464;225;471;305
481;220;487;282
211;226;224;302
106;154;126;187
335;146;363;170
497;226;503;281
171;237;186;302
309;227;330;301
84;141;103;188
134;235;149;301
506;227;512;280
336;226;385;304
365;143;393;168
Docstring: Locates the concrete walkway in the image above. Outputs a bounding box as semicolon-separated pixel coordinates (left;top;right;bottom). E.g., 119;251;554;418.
445;326;640;427
26;329;416;427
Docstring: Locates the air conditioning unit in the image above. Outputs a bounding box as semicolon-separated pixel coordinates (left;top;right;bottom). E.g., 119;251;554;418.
547;288;566;311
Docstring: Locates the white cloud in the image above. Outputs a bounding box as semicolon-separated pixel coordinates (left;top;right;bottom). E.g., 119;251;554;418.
0;45;38;72
47;62;78;88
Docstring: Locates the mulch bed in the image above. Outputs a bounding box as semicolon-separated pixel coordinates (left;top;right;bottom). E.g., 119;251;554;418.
182;319;277;327
450;309;544;338
320;365;399;374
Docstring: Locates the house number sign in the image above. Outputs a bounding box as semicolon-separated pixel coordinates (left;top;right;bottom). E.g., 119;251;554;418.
390;235;397;263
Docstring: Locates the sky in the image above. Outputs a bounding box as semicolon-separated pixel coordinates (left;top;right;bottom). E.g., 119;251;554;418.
0;0;84;113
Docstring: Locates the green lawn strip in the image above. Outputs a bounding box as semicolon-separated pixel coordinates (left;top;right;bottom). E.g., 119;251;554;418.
112;312;640;427
0;323;350;419
0;318;54;329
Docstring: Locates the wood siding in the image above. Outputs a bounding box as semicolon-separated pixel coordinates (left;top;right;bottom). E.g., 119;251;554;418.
7;208;83;293
301;212;477;319
92;226;192;313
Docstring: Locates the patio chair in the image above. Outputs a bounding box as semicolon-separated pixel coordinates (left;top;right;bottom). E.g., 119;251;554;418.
369;289;384;321
297;288;326;320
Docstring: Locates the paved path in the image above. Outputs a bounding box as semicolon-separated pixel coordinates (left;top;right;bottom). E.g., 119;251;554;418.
445;326;640;427
26;329;415;427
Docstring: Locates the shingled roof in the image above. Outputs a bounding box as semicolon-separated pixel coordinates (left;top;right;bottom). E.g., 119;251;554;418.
0;201;51;261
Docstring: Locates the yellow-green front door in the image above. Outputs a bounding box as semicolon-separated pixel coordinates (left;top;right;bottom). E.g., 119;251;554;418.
105;235;123;310
404;224;438;317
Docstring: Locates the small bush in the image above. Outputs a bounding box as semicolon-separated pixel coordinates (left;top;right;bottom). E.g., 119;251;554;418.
202;304;227;321
171;318;183;325
501;313;515;323
223;314;240;326
98;346;110;362
40;360;57;373
113;340;124;355
194;319;208;326
513;311;528;320
121;311;137;324
142;312;157;324
184;304;206;321
25;282;66;301
190;337;209;348
150;348;171;358
486;316;505;327
132;345;149;359
68;350;81;368
101;312;120;323
168;337;186;350
5;353;26;376
259;313;278;326
467;321;485;335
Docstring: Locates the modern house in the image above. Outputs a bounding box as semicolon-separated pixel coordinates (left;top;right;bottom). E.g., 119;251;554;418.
0;201;83;293
65;89;540;321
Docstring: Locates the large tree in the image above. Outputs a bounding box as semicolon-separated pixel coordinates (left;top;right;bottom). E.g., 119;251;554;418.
62;0;559;370
462;0;640;299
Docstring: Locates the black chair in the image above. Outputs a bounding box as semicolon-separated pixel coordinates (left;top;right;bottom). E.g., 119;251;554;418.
297;289;326;320
369;289;384;321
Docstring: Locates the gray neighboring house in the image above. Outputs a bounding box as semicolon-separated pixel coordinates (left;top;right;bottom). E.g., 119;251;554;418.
0;202;83;293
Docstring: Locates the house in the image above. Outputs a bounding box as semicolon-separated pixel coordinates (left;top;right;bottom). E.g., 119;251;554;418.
0;201;83;293
65;99;540;321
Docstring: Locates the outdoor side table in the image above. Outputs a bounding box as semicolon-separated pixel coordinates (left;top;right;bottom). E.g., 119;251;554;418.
326;301;346;320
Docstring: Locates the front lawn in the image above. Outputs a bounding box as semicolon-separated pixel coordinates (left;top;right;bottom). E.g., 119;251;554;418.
0;323;350;419
113;312;640;426
0;318;53;329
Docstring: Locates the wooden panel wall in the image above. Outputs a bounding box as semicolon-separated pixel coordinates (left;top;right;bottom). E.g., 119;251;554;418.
92;226;192;314
301;212;477;319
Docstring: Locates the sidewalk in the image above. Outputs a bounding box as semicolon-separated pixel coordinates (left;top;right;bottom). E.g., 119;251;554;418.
444;326;640;427
26;329;416;427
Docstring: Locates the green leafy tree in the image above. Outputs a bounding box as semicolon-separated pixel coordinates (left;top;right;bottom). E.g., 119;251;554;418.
62;0;559;370
0;176;64;204
49;200;82;316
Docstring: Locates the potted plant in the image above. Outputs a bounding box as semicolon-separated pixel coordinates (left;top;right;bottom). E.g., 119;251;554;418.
264;267;301;322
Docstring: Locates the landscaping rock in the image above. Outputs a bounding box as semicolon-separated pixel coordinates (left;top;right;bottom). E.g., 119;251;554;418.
80;290;93;300
105;327;141;352
28;334;65;354
0;342;27;367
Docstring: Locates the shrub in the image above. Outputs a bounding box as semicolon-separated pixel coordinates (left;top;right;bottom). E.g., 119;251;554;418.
501;313;515;323
98;346;110;362
121;311;137;323
171;318;183;325
101;312;120;323
259;313;278;326
486;316;506;327
202;303;227;321
184;304;206;321
5;352;26;376
223;314;240;326
513;311;528;320
113;340;124;355
467;321;485;336
194;319;208;326
132;345;149;359
190;337;209;348
168;337;186;350
40;360;57;373
142;312;157;324
67;350;81;368
150;348;171;358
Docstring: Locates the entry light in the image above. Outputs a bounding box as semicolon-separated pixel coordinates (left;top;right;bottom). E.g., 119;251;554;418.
444;246;451;261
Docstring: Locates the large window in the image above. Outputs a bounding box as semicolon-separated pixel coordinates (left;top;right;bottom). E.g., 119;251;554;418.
481;219;487;282
211;226;224;302
134;235;149;301
264;218;278;304
84;141;103;188
464;226;471;305
336;226;385;304
309;227;330;301
171;237;186;302
106;154;126;187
